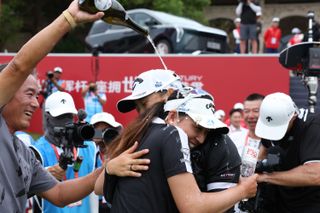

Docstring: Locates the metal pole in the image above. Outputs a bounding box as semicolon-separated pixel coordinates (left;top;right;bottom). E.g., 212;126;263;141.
305;11;318;113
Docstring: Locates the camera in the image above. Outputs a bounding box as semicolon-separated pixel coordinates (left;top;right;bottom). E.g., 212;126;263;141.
53;122;95;148
53;109;95;170
93;128;119;144
255;153;281;173
89;83;97;92
47;71;54;79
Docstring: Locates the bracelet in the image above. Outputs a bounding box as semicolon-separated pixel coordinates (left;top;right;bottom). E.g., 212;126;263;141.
62;10;76;29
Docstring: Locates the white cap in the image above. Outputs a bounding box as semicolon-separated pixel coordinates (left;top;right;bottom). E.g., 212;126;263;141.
214;109;225;119
45;91;77;117
234;18;241;23
54;67;63;73
233;102;244;110
90;112;122;128
117;69;182;113
164;90;228;131
272;17;280;22
292;27;301;34
255;92;298;140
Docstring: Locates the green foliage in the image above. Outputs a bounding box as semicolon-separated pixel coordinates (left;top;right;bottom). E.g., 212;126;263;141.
153;0;184;16
0;0;212;52
0;1;23;50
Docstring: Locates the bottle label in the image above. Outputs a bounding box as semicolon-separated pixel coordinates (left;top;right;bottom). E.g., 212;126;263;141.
242;146;259;164
94;0;112;11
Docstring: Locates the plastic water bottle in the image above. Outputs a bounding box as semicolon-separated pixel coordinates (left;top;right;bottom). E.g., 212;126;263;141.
240;139;260;177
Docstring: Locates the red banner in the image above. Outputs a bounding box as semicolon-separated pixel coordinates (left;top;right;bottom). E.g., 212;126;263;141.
0;54;289;134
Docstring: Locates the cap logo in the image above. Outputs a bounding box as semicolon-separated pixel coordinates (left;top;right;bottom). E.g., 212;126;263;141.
266;116;273;122
60;99;66;104
132;78;144;91
206;103;214;109
155;81;162;88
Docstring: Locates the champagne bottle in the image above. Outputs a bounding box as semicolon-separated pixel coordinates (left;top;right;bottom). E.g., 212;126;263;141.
78;0;149;36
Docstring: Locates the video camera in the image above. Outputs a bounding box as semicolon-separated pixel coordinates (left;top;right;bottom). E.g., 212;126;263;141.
279;11;320;113
93;128;119;144
53;109;95;170
47;70;54;79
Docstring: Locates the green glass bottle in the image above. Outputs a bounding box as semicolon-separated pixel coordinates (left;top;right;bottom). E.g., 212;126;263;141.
78;0;149;36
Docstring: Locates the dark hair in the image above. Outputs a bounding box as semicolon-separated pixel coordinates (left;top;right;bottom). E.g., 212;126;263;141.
107;101;165;159
229;108;243;116
245;93;265;101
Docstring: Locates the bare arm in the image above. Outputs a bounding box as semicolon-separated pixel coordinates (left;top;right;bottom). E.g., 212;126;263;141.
94;142;150;195
51;79;65;91
46;163;66;181
95;92;106;105
257;162;320;187
81;86;89;97
168;173;258;213
39;167;103;207
0;0;103;107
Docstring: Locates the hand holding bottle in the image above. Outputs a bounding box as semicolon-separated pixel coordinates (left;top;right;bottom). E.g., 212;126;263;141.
67;0;105;25
238;174;258;199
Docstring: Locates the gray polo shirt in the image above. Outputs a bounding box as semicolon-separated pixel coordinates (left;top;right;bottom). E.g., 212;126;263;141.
0;115;57;212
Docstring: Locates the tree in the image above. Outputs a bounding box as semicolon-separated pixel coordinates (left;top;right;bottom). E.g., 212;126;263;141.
0;0;23;51
1;0;212;52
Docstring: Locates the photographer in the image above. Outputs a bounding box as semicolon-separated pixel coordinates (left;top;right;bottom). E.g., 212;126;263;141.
235;0;262;54
82;82;107;122
41;67;66;99
90;112;122;213
255;92;320;212
32;91;98;212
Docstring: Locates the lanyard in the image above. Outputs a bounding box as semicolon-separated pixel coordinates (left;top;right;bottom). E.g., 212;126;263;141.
50;144;79;179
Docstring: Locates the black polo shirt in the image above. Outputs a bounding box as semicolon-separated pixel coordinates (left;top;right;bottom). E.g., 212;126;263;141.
192;133;241;191
261;109;320;212
111;120;192;213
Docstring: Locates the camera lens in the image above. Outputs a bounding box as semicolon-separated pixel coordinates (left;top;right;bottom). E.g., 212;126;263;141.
77;124;95;140
102;128;119;144
47;71;54;79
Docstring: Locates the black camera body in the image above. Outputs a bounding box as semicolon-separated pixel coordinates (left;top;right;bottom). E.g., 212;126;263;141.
53;122;95;148
89;84;97;92
47;71;54;79
53;109;95;170
93;128;119;144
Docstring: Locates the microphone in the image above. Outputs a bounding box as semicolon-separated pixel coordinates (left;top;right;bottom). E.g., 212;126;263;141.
77;109;87;121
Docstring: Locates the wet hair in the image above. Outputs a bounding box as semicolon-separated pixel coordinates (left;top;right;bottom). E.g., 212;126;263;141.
245;93;265;101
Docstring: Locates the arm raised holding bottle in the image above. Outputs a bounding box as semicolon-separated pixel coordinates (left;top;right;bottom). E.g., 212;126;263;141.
0;0;104;108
